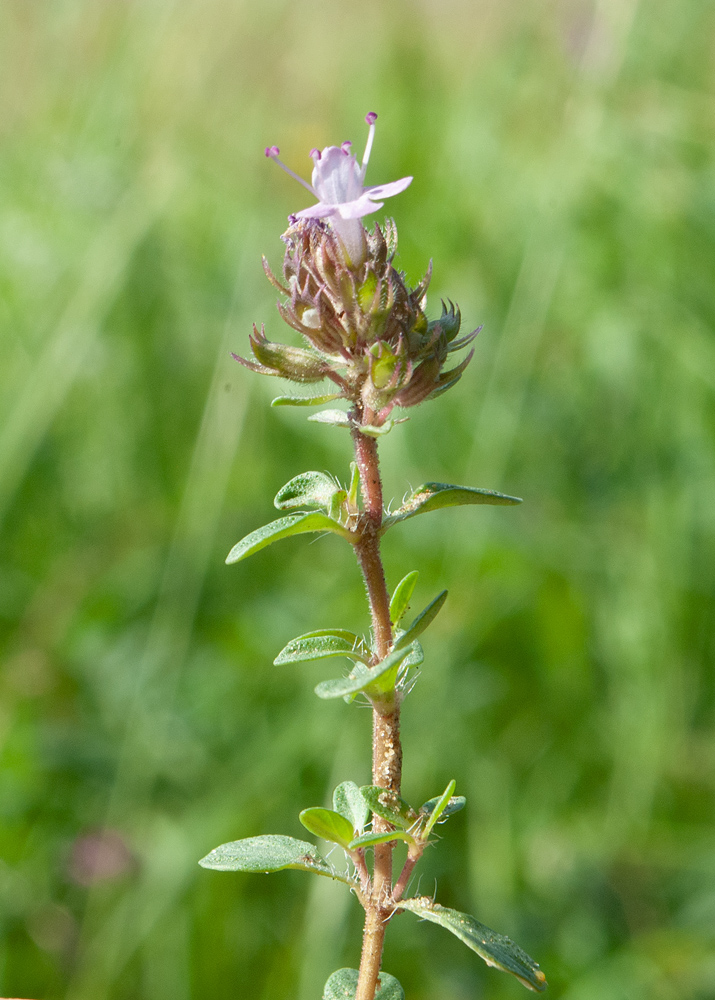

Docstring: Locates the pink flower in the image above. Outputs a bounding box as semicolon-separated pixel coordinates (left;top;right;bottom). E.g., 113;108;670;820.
265;113;412;267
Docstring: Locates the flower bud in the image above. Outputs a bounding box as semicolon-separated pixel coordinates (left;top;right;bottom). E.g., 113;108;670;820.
233;325;329;383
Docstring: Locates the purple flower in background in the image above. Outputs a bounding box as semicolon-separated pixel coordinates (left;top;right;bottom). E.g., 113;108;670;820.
265;113;412;267
68;829;135;886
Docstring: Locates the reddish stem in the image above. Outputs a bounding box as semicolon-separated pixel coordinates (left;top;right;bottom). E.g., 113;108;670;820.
392;847;422;904
351;427;391;659
350;415;403;1000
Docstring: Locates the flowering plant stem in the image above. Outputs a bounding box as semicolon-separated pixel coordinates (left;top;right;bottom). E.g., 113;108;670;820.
351;413;400;1000
200;114;548;1000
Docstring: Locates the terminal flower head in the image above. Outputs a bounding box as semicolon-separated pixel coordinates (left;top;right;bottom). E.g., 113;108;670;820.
235;216;479;424
236;115;479;429
265;113;412;267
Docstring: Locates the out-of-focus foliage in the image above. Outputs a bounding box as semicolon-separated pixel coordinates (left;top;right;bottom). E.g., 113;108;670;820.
0;0;713;998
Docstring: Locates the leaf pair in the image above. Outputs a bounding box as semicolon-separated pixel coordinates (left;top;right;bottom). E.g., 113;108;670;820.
274;625;423;703
199;789;545;992
225;479;522;566
306;408;407;437
199;839;546;991
273;579;446;705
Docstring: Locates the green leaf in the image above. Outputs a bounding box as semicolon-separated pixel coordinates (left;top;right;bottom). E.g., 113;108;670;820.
271;393;343;407
419;793;466;821
394;590;448;649
382;482;523;531
225;512;354;564
368;340;399;389
198;835;353;884
347;462;360;508
307;408;351;428
247;328;327;382
397;899;547;992
389;570;419;625
348;829;415;850
357;270;379;310
323;968;404;1000
333;781;370;835
274;471;343;511
360;786;419;830
420;779;456;839
328;491;347;521
314;643;417;701
274;630;370;666
299;808;356;849
358;418;406;437
399;640;424;673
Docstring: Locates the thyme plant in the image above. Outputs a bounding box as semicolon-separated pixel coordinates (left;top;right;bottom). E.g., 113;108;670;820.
199;114;547;1000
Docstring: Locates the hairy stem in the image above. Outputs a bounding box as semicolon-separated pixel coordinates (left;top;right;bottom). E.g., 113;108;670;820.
351;426;391;658
351;419;402;1000
392;848;422;904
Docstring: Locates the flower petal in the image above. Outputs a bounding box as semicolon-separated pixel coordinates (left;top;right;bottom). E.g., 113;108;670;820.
365;176;413;200
312;146;364;205
336;193;384;220
294;202;338;220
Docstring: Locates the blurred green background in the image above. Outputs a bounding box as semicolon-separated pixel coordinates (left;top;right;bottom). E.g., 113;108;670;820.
1;0;714;998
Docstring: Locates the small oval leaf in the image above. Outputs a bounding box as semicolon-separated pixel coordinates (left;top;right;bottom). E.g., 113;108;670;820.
389;570;419;626
397;898;547;992
225;513;354;564
358;418;406;437
272;393;343;407
299;808;356;849
323;968;405;1000
348;829;415;850
382;483;522;532
419;794;466;821
394;590;448;650
360;786;419;830
307;408;351;428
333;781;370;835
198;835;352;883
274;630;370;666
274;471;343;511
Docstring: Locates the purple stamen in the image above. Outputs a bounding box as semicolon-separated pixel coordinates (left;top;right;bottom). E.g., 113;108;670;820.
365;112;377;125
341;141;352;154
310;148;321;160
266;147;317;197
